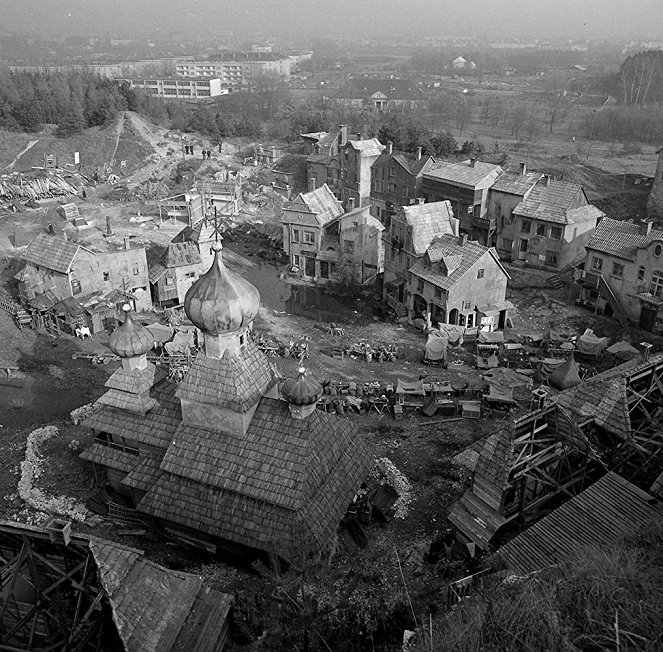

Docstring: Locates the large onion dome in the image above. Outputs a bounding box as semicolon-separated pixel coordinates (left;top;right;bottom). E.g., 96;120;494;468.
184;242;259;335
108;305;154;358
281;367;323;406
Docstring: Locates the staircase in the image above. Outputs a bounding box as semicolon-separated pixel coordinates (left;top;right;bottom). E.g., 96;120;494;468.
596;274;630;327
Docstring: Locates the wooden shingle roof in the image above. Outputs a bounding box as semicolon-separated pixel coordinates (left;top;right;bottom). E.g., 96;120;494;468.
89;538;232;652
122;454;164;492
80;443;138;472
97;390;158;415
22;233;84;273
83;379;181;449
424;159;503;188
513;180;602;225
105;364;167;395
139;397;371;552
165;242;202;268
495;472;663;575
399;201;457;256
176;342;277;412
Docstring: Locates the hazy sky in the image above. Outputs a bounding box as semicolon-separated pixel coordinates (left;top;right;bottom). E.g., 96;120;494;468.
1;0;662;40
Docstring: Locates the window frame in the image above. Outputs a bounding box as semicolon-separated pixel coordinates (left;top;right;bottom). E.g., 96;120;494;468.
611;262;624;278
303;230;315;245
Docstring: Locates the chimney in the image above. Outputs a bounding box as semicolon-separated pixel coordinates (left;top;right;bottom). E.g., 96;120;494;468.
308;177;316;192
356;131;362;141
641;342;652;362
417;197;425;205
460;233;468;246
339;124;348;147
469;157;476;168
124;236;131;250
520;161;527;175
416;146;422;161
543;174;551;187
639;220;653;236
387;141;393;155
347;197;355;211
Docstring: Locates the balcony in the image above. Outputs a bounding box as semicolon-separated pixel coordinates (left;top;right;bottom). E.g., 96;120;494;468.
473;215;495;230
631;284;663;306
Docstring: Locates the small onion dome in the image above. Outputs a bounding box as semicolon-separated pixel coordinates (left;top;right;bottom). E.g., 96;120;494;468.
108;304;154;358
281;367;323;406
184;242;259;335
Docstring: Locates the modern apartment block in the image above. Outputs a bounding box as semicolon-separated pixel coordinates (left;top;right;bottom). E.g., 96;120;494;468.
121;77;227;100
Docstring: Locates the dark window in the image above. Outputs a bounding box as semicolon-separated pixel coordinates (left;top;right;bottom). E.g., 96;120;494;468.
71;279;82;295
103;271;110;282
536;224;546;237
477;269;485;279
611;262;624;278
521;220;531;233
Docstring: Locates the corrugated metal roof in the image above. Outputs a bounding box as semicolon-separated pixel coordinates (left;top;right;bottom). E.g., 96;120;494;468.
424;160;503;188
22;233;81;273
495;472;663;575
585;217;663;261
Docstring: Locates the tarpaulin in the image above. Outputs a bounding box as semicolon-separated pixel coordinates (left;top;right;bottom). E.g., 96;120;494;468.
576;329;608;357
548;353;582;390
425;332;448;361
396;378;426;395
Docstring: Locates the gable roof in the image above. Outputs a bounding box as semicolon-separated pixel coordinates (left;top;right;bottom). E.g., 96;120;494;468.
399;201;457;256
345;138;385;158
22;233;84;273
514;179;602;224
165;242;202;268
423;159;503;188
335;78;426;101
409;236;506;290
373;150;434;177
554;353;663;438
491;170;542;196
287;184;344;226
495;472;663;575
326;205;385;233
585;217;663;261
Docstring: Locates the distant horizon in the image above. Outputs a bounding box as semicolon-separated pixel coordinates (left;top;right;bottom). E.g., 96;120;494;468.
0;0;661;42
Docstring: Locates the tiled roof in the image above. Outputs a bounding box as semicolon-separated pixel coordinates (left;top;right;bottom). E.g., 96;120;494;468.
139;396;371;552
105;364;167;395
585;217;663;261
89;538;232;652
122;453;164;492
22;233;82;273
176;342;277;412
409;236;503;290
495;472;663;575
346;138;385;158
514;179;601;224
424;160;503;188
165;242;202;268
292;184;344;225
566;204;604;224
80;443;139;472
491;171;541;195
82;379;181;449
53;296;85;317
554;353;663;438
399;201;457;256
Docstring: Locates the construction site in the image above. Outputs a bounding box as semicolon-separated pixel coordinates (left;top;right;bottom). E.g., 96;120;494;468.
0;111;662;652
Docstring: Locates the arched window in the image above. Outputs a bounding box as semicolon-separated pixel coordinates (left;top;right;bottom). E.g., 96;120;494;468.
651;270;663;298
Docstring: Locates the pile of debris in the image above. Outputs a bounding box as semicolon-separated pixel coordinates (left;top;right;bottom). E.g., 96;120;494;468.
0;171;87;202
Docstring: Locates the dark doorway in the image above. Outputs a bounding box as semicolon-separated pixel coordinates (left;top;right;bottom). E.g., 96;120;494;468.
304;256;316;277
639;304;658;331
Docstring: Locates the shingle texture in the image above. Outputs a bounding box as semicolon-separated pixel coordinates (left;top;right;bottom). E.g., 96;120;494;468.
585;217;663;261
399;201;457;256
80;443;139;472
409;236;502;290
346;138;385;158
89;537;232;652
495;472;663;575
22;233;81;273
424;160;503;187
514;179;603;225
554;353;663;438
176;342;277;412
122;453;164;492
139;397;371;552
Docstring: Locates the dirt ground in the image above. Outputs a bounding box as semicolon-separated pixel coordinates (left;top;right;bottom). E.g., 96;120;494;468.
1;114;662;649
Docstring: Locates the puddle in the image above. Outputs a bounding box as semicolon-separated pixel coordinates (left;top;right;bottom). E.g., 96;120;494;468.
241;260;359;322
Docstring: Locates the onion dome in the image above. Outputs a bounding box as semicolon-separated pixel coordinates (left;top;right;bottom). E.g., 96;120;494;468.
184;242;259;335
281;367;323;406
108;304;154;358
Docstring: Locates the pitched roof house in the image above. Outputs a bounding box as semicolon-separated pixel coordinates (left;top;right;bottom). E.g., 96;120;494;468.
510;177;604;270
576;218;663;331
332;78;427;111
149;241;205;308
81;244;371;555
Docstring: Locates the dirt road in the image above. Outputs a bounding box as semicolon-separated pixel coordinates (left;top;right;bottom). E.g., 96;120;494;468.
2;139;39;172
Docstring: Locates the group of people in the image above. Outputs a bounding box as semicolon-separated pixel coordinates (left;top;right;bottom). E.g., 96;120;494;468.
183;144;213;160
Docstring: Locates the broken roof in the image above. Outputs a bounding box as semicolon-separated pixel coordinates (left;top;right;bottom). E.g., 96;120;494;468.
409;236;506;290
165;242;202;268
423;159;503;188
398;201;457;256
285;184;344;226
372;150;434;177
22;233;84;273
514;179;602;225
585;217;663;261
495;472;663;575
